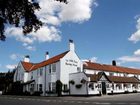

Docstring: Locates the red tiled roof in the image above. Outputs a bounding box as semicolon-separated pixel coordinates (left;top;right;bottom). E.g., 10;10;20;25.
83;62;140;75
21;62;34;72
87;73;140;83
21;51;69;72
108;76;139;83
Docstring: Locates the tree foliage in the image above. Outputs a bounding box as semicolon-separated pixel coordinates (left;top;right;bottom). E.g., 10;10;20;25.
0;0;67;41
56;80;63;96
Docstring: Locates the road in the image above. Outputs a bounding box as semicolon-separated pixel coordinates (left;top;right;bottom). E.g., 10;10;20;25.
0;93;140;105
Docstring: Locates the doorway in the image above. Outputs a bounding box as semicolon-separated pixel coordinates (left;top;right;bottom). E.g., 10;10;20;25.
101;82;106;94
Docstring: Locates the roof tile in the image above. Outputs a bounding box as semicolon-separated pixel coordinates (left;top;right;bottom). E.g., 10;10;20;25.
21;51;69;72
84;62;140;75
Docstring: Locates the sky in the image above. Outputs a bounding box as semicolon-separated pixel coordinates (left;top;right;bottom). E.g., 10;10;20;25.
1;0;140;72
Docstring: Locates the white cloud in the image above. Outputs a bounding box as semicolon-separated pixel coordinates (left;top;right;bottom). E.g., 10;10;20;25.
31;26;61;42
10;54;18;60
5;0;96;46
59;0;94;22
128;18;140;43
6;64;17;70
6;26;61;44
90;57;98;62
6;27;34;44
134;49;140;56
118;56;140;62
26;46;36;51
117;48;140;63
10;53;24;60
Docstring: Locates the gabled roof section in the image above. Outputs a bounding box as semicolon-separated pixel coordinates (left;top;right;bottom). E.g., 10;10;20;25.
83;61;140;75
21;51;69;72
21;62;34;72
86;72;111;82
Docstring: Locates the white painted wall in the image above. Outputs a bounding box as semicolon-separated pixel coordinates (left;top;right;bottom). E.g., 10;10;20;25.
60;51;81;85
14;62;25;83
69;72;88;95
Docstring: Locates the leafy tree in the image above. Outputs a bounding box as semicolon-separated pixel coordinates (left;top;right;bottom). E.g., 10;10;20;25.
0;0;67;41
56;80;63;96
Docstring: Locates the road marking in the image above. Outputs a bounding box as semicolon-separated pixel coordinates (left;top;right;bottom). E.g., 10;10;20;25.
69;101;75;103
77;101;82;103
84;101;89;104
116;103;126;105
94;102;111;105
130;103;139;105
18;98;22;100
44;100;51;102
58;100;62;102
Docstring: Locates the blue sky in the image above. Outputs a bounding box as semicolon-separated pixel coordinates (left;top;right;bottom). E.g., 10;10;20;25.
1;0;140;72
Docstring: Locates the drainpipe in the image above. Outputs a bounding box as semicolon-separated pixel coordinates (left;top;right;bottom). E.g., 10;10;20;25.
44;66;47;96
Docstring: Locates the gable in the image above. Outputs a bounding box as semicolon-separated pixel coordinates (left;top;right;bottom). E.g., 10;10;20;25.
99;75;108;81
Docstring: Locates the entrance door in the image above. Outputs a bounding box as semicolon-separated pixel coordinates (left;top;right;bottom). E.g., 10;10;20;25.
102;82;106;94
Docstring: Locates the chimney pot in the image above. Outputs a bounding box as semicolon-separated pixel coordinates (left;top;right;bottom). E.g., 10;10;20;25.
69;39;75;51
46;51;49;60
24;55;30;62
112;60;116;66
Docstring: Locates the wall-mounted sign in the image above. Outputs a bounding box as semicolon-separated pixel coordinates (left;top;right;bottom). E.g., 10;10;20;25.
65;59;78;67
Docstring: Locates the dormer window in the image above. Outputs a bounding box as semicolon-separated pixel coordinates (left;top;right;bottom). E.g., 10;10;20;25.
109;72;114;76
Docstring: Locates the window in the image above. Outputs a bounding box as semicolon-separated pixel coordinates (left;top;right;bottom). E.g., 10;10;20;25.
119;84;122;89
89;83;94;90
49;65;51;73
49;83;51;91
109;72;114;76
52;63;56;72
63;84;68;91
39;84;42;91
30;84;34;91
49;64;56;73
124;73;128;77
40;68;43;76
106;83;110;88
48;82;56;92
31;72;33;80
116;84;122;90
112;83;114;90
77;67;81;72
37;84;38;91
52;83;56;92
98;84;101;88
37;69;39;76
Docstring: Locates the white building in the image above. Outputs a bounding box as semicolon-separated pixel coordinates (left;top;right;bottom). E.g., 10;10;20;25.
69;61;140;95
14;40;140;96
14;40;82;96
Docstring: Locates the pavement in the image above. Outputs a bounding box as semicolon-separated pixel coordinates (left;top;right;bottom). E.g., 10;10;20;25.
0;93;140;105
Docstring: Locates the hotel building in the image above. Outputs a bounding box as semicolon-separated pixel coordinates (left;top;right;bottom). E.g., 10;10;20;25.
14;40;140;96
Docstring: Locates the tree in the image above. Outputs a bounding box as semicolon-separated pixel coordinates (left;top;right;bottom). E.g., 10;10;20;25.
0;0;67;41
56;80;63;96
